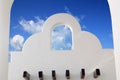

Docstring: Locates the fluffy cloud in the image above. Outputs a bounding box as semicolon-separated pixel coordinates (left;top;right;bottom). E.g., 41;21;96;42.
10;35;24;51
11;17;73;51
10;25;73;51
52;25;72;50
19;16;44;34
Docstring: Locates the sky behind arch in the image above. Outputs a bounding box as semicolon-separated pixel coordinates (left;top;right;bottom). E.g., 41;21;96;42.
9;0;113;51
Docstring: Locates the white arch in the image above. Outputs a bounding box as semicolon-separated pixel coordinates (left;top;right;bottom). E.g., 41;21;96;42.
0;0;120;80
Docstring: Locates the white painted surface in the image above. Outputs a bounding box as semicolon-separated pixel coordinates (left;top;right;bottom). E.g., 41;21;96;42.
0;0;13;80
9;13;116;80
108;0;120;80
0;0;119;80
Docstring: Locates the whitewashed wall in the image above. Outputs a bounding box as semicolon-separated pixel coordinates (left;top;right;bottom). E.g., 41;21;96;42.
9;13;116;80
0;0;13;80
0;0;120;80
108;0;120;80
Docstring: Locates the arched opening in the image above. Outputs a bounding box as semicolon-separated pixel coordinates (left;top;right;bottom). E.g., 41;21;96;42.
52;25;72;50
9;0;114;52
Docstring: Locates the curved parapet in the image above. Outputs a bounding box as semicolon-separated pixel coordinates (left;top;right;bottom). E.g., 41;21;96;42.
9;13;116;80
23;13;102;53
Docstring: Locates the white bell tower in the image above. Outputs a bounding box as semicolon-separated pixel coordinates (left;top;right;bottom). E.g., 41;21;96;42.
0;0;13;80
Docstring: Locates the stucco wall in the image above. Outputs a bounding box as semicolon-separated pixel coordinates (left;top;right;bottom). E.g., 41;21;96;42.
9;13;116;80
0;0;120;80
108;0;120;80
0;0;13;80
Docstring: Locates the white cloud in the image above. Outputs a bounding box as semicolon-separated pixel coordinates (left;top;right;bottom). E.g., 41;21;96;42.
11;14;84;51
64;6;86;23
81;25;87;30
12;25;19;29
10;25;73;51
10;35;24;51
52;25;72;50
64;6;80;22
64;6;72;14
19;16;44;34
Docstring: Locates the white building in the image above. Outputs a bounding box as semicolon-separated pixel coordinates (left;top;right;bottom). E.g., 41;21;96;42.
0;0;120;80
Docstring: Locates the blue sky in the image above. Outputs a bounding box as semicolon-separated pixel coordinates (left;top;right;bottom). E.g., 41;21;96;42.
9;0;113;51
